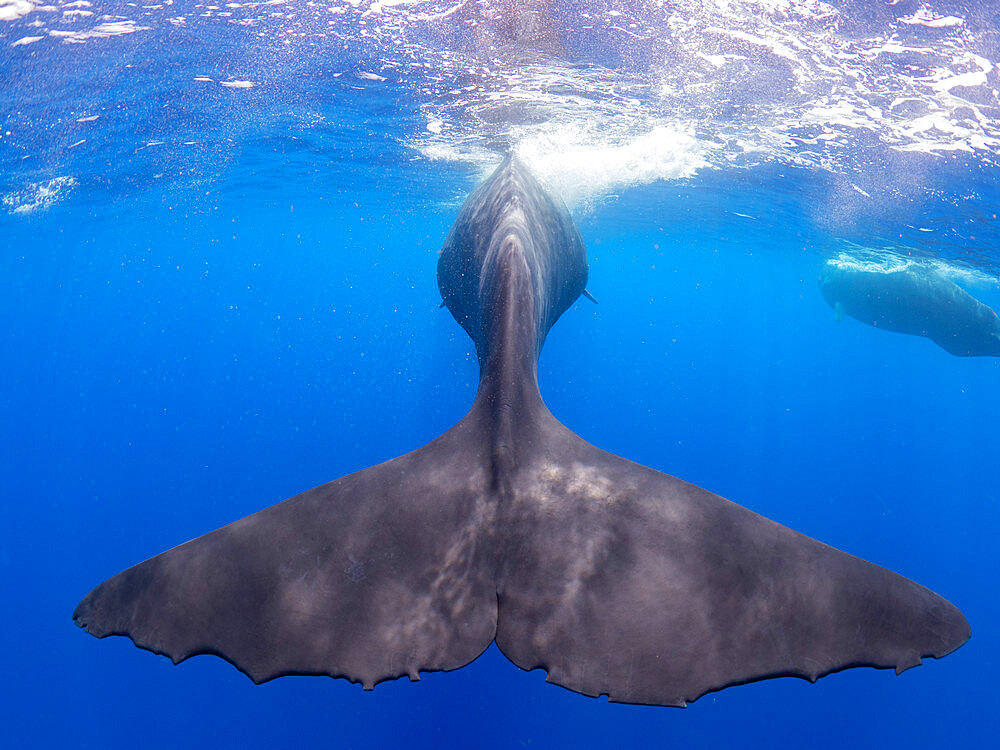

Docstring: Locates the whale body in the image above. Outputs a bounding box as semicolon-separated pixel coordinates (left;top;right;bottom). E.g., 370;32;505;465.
820;261;1000;356
74;158;969;707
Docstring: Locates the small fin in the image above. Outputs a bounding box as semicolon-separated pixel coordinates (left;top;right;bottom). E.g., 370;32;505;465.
581;289;598;304
834;301;845;323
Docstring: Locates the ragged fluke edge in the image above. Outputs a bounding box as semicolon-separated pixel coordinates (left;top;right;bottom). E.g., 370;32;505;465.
75;157;969;707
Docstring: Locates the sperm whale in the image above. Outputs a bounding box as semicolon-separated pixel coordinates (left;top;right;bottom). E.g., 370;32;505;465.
820;260;1000;356
75;157;969;706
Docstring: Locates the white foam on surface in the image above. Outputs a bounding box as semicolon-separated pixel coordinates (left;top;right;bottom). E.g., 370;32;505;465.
828;245;999;286
513;125;708;210
2;176;77;214
827;249;916;275
381;0;1000;200
0;0;36;22
422;125;707;211
3;0;1000;212
900;6;964;28
44;18;148;42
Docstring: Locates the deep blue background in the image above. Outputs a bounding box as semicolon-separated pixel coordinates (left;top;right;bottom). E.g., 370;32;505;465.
1;162;995;747
2;0;999;745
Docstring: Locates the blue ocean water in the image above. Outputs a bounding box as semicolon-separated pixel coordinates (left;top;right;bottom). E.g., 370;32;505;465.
2;1;999;747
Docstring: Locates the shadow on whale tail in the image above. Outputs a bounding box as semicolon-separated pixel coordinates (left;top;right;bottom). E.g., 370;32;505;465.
74;393;969;707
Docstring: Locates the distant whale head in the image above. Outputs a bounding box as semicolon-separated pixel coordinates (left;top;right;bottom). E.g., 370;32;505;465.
820;259;1000;356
